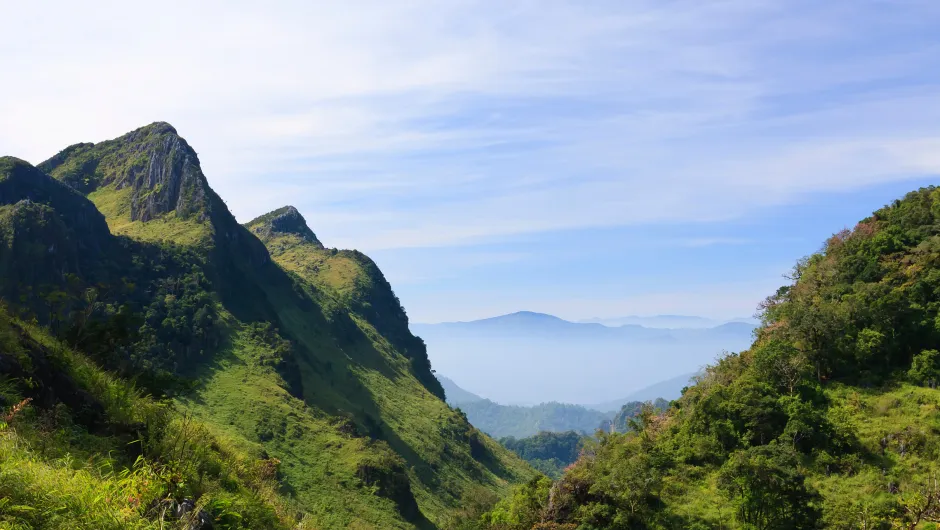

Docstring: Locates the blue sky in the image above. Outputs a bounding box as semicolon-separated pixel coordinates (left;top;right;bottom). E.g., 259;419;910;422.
2;1;939;322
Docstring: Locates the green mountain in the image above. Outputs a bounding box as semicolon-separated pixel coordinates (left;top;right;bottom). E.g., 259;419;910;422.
499;431;586;479
439;375;667;439
454;399;610;439
470;187;940;530
608;398;669;433
438;375;485;405
0;123;533;529
588;372;699;412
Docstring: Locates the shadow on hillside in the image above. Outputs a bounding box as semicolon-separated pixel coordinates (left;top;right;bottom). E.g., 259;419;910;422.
202;247;446;526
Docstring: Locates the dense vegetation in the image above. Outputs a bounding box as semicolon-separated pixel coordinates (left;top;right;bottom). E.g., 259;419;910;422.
0;307;297;529
609;398;669;433
496;400;670;478
0;123;534;529
463;187;940;530
500;432;586;479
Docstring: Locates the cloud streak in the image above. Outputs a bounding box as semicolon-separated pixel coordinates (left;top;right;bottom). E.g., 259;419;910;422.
1;0;939;255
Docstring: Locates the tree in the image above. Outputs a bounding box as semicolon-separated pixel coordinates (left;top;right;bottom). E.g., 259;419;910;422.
718;444;821;530
484;476;553;530
909;349;940;388
752;340;812;396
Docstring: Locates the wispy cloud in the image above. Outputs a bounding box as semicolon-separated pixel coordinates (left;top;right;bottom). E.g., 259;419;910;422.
675;237;754;248
1;0;939;255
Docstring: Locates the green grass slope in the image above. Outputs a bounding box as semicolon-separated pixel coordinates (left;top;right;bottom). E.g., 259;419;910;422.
0;306;301;529
0;124;534;529
243;204;533;524
467;187;940;530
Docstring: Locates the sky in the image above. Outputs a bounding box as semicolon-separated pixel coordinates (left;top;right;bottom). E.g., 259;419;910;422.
2;0;940;323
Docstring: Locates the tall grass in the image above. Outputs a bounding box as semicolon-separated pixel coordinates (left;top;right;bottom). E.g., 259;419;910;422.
0;314;304;529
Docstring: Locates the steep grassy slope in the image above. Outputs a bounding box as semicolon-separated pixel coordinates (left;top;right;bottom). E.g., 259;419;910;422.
244;204;531;521
0;307;300;529
468;187;940;530
0;123;534;528
245;206;443;399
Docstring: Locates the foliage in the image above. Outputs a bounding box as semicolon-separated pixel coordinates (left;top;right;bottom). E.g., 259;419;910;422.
0;308;296;529
909;349;940;388
483;476;553;530
500;432;585;479
717;443;821;529
610;398;669;433
460;186;940;530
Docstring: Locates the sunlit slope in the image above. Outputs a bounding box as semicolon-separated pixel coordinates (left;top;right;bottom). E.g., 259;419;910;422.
20;123;535;528
245;205;534;523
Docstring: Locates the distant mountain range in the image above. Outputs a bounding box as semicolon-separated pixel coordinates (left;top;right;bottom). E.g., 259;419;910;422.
439;375;607;437
577;314;758;328
586;371;700;412
438;374;674;438
415;311;755;405
438;375;485;404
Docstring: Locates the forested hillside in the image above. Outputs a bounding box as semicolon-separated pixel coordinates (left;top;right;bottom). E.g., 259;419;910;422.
499;432;586;479
0;123;533;529
465;187;940;529
453;400;610;439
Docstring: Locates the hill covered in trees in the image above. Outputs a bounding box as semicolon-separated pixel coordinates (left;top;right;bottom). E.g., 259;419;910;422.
0;123;533;529
461;186;940;529
453;400;610;439
439;376;668;439
499;432;586;479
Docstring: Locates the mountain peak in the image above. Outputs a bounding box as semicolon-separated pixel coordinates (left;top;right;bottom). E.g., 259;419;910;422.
245;205;322;247
136;121;178;135
0;156;33;174
39;122;210;224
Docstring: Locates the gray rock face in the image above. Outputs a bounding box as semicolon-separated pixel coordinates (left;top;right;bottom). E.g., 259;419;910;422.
269;206;321;243
116;123;209;222
39;122;212;224
173;498;214;529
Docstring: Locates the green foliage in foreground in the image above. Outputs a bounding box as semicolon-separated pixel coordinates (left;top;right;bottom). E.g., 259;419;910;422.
0;308;299;529
610;398;669;433
461;186;940;530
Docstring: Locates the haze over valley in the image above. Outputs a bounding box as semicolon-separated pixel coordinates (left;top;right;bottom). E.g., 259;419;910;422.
416;311;754;404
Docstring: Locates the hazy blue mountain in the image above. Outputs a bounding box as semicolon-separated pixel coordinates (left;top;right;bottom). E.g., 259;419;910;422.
454;399;611;439
587;371;700;412
579;314;717;328
438;375;484;404
414;312;755;404
579;314;760;329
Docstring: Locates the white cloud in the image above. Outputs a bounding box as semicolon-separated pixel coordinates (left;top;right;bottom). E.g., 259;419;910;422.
1;0;939;252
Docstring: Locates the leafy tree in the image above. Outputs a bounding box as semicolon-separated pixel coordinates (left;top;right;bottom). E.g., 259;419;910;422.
484;476;553;530
718;444;821;530
909;349;940;388
501;431;585;478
